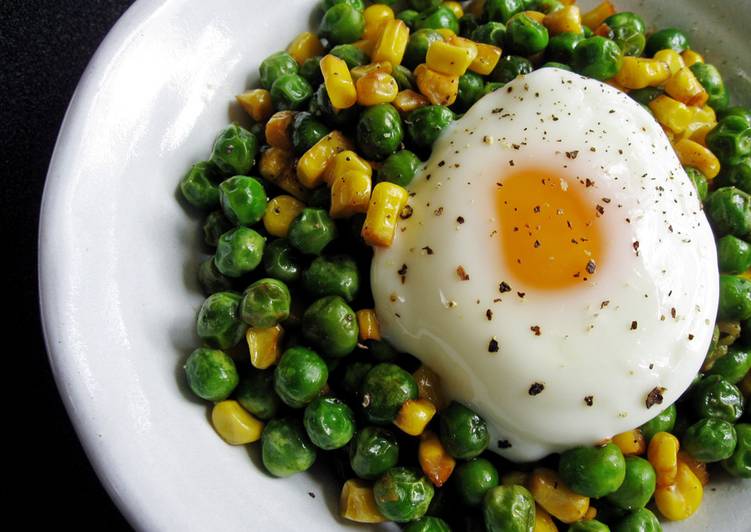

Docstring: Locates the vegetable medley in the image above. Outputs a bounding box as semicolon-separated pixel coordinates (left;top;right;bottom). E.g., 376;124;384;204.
178;0;751;530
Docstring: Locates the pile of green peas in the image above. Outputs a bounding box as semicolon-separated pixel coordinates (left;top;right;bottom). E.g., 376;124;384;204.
178;0;751;530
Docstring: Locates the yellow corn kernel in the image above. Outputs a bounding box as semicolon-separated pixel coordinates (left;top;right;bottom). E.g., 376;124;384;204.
286;31;324;65
259;147;294;183
581;1;616;30
357;309;381;341
372;19;409;66
330;170;372;218
393;89;430;113
534;504;559;532
501;471;530;487
605;78;631;93
583;507;598;520
693;104;717;125
655;461;703;521
236;89;273;123
543;5;582;35
419;430;456;487
247;324;284;369
321;54;357;110
352;39;375;55
468;42;502;75
467;0;486;18
263;195;305;237
436;28;456;40
665;67;709;107
211;400;264;445
426;40;476;76
648;431;680;487
688;123;715;146
363;4;394;43
529;468;590;524
356;71;399;106
340;479;388;523
673;138;721;179
415;63;459;106
682;49;704;67
612;429;647;456
350;61;393;83
265;111;295;150
518;11;546;24
653;49;686;75
277;167;311;202
649;95;694;135
297;130;354;188
614;57;671;89
324;150;372;186
394;399;437;436
443;1;464;19
413;365;447;411
361;181;409;246
678;451;709;486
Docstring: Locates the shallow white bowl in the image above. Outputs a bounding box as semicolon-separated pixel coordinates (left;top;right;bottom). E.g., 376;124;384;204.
39;0;751;530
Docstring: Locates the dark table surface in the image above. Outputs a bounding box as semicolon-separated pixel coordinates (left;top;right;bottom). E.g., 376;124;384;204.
3;1;134;529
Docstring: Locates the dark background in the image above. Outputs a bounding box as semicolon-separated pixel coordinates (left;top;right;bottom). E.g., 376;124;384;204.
2;1;134;529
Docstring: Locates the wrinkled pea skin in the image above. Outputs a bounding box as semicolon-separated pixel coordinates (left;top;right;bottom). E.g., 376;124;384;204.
684;166;708;202
263;238;303;283
706;187;751;239
392;64;415;91
454;457;500;506
404;29;444;69
690;63;729;111
414;6;460;34
288;208;338;255
558;443;626;497
718;274;751;321
722;423;751;478
683;417;737;462
302;255;360;302
406;105;455;149
240;278;291;327
214;226;265;278
261;418;317;477
349;425;400;479
219;175;268;226
612;508;662;532
491;55;533;83
398;9;421;29
273;346;329;408
319;4;365;44
484;0;524;23
373;467;434;522
572;37;623;81
361;363;418;424
639;404;677;441
379;150;422;187
645;28;690;56
603;12;646;57
454;71;487;113
184;347;239;401
291;112;331;155
472;22;507;47
302;296;359;358
210;125;258;176
717;234;751;274
568;520;611;532
605;456;656;510
270;74;313;111
707;346;751;383
690;374;744;422
330;44;368;69
505;13;549;56
198;257;234;295
483;485;535;532
235;369;280;420
357;104;404;161
546;32;584;65
716;157;751;195
180;162;220;209
706;116;751;166
203;210;233;247
303;396;356;450
196;291;247;349
259;51;298;90
439;401;490;459
404;516;451;532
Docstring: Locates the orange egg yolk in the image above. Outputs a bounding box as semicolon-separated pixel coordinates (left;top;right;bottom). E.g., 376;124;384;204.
496;168;605;290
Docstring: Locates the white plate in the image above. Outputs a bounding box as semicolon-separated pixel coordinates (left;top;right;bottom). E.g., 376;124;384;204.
39;1;751;530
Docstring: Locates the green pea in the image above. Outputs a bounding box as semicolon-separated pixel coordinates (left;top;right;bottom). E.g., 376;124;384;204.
719;106;751;124
404;29;443;69
357;104;404;160
706;116;751;166
259;51;299;90
184;347;239;401
482;485;535;532
439;401;490;459
483;81;505;95
491;55;533;83
612;508;661;532
239;278;291;327
605;456;656;511
717;235;751;274
406;105;455;148
404;516;451;532
374;467;434;522
291;112;330;155
639;404;677;441
235;369;280;420
645;28;690;56
683;417;737;462
218;175;267;226
180;161;220;209
708;346;751;383
322;0;364;10
559;443;626;497
505;13;549;56
722;423;751;478
261;418;317;477
546;32;583;65
453;71;486;113
341;360;374;397
454;457;500;506
629;87;662;106
214;226;265;277
299;55;324;87
716;157;751;195
409;0;441;10
203;210;233;247
719;274;751;321
273;346;328;408
603;12;646;56
459;13;480;37
288;208;338;255
263;238;302;283
684;166;708;202
196;291;247;349
198;257;234;295
302;255;360;302
568;520;610;532
397;9;421;29
484;0;524;23
330;43;368;68
691;374;744;422
572;36;623;81
349;425;399;479
471;22;507;47
379;150;422;186
210;124;258;176
270;73;313;111
361;363;418;424
319;4;365;44
302;296;359;358
706;187;751;238
391;64;415;91
414;6;460;34
690;63;729;111
309;84;361;128
303;396;356;450
542;61;571;71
